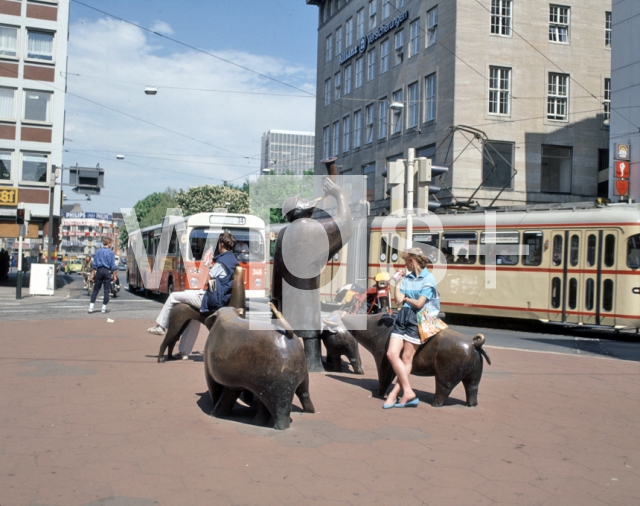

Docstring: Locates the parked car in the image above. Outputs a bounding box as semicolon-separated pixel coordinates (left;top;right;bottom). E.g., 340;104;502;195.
118;263;127;271
65;259;83;275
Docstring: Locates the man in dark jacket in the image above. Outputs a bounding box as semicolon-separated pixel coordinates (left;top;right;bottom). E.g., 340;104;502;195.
147;232;238;359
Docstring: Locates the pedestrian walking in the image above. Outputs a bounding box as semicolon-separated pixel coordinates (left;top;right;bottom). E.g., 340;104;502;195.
89;237;118;314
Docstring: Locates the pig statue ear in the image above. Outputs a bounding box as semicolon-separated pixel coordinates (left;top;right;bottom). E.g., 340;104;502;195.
204;310;220;330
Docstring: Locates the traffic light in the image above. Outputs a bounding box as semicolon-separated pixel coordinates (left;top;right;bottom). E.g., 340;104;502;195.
16;208;25;225
382;159;405;214
416;158;448;212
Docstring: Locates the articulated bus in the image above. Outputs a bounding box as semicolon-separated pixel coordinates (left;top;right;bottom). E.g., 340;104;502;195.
286;202;640;330
127;213;267;299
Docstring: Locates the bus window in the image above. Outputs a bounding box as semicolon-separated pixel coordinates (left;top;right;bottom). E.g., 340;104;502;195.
552;235;563;266
586;234;596;267
603;279;614;311
604;234;615;267
480;231;519;265
153;236;160;256
380;236;388;262
390;234;399;263
442;233;477;264
568;278;577;309
413;233;439;263
551;277;561;308
143;233;150;255
585;278;594;310
627;234;640;269
522;232;543;266
570;234;579;266
168;230;177;255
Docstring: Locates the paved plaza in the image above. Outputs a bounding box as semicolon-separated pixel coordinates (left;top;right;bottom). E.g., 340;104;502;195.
1;316;639;505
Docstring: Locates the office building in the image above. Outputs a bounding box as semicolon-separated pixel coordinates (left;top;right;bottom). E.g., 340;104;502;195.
260;129;315;175
308;0;611;214
59;204;115;258
0;0;68;257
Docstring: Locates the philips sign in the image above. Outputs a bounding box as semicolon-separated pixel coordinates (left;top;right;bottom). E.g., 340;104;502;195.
339;11;409;65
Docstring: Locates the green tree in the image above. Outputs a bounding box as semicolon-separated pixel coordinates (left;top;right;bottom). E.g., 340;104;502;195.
247;170;315;224
174;184;249;216
119;189;177;246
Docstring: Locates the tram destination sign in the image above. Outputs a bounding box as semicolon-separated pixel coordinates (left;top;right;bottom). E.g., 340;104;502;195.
339;10;409;65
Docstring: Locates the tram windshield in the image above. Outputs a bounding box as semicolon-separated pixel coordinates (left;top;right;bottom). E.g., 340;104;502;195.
628;234;640;269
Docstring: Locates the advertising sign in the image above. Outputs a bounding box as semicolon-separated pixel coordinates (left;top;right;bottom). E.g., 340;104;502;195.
29;263;55;296
615;160;629;179
614;180;630;196
615;144;630;161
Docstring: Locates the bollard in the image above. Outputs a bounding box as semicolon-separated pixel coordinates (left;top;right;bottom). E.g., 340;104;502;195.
16;270;22;299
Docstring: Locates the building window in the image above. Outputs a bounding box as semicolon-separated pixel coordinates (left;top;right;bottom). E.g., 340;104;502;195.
357;8;365;39
27;30;54;62
383;0;391;20
408;82;419;128
547;73;568;120
21;152;48;184
0;150;12;182
605;11;611;48
332;121;340;157
482;141;514;189
23;90;52;124
392;89;403;134
364;163;376;201
323;126;330;159
0;25;18;58
409;19;420;57
379;99;388;139
489;66;511;115
346;17;354;46
369;0;377;30
324;78;331;106
365;104;374;144
396;0;405;8
367;48;376;81
354;110;362;148
356;57;364;88
549;5;569;43
336;26;343;55
427;7;438;47
603;77;610;125
326;34;333;62
491;0;512;36
344;64;352;94
334;72;341;101
380;39;389;73
541;145;572;193
0;87;15;121
343;115;351;152
425;73;436;122
394;29;404;65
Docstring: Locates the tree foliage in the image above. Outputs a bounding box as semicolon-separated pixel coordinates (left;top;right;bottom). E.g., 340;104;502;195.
247;170;315;224
119;189;177;246
174;184;249;216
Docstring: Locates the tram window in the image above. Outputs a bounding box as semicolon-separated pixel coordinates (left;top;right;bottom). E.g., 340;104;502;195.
570;234;579;266
380;236;388;262
568;278;578;310
552;235;563;266
627;234;640;269
522;232;543;266
586;234;596;267
413;233;439;263
480;231;519;265
585;278;594;310
604;234;615;267
441;233;477;264
551;277;561;308
603;279;614;312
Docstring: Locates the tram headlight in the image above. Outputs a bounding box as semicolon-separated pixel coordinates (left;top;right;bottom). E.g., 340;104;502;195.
189;277;199;288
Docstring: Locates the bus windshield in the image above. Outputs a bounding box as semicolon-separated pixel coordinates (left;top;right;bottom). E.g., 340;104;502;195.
189;227;265;263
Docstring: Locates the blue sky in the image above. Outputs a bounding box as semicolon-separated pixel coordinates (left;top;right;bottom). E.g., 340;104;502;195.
63;1;320;213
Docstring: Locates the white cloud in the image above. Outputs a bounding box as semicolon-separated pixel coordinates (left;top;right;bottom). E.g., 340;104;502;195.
63;18;317;212
150;20;174;36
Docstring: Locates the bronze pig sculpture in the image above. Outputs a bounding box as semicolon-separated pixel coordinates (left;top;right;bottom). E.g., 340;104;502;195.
203;304;315;430
334;313;491;407
321;311;364;374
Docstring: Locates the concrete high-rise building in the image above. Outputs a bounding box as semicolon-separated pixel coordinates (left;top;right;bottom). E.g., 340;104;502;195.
608;0;639;203
307;0;611;214
0;0;69;258
260;129;315;175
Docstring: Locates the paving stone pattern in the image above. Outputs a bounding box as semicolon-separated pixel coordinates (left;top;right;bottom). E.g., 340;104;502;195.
1;318;639;505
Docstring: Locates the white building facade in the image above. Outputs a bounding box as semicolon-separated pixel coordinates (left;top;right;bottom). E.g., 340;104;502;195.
308;0;612;214
260;129;315;175
59;210;115;258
